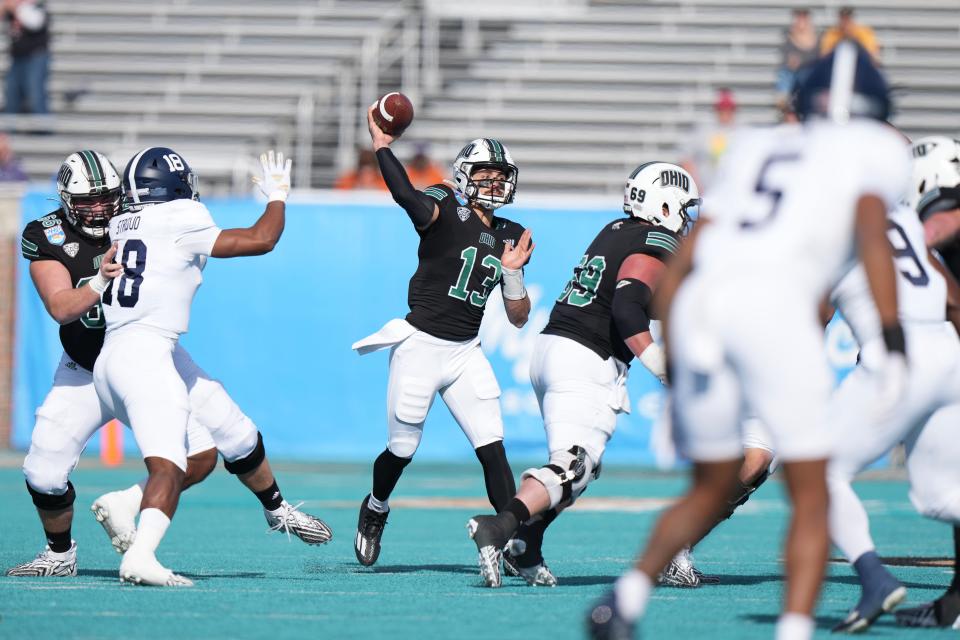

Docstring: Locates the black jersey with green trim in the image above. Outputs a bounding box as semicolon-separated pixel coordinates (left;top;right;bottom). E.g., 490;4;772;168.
543;217;680;364
405;183;526;341
21;209;111;371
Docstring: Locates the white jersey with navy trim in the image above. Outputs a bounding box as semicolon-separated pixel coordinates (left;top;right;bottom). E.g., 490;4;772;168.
831;203;947;347
102;199;221;337
694;120;911;302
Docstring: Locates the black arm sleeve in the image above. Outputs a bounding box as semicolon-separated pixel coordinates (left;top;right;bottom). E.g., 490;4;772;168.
376;148;437;228
611;278;654;339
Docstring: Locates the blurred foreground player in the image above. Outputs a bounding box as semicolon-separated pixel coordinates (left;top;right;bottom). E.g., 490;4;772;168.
588;43;910;640
351;104;533;567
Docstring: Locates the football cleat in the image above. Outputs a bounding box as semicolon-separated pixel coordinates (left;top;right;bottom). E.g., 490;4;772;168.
119;550;192;587
265;500;332;545
467;515;510;588
895;591;960;629
832;579;907;633
657;547;700;588
503;550;557;587
6;542;78;577
587;590;636;640
91;489;140;554
692;565;720;585
354;494;388;566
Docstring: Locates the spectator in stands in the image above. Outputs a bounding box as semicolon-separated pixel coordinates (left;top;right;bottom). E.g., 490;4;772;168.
404;143;446;190
820;6;880;64
681;88;737;193
0;132;26;180
3;0;50;115
334;148;387;190
776;8;818;107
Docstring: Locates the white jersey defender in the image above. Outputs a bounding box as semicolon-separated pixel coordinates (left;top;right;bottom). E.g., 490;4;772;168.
670;120;910;463
93;199;221;471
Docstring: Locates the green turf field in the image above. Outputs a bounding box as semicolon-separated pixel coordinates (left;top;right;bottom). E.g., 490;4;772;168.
0;460;954;639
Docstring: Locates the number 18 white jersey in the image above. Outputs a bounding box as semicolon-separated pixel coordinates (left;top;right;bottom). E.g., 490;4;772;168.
694;120;911;302
102;199;221;337
831;203;947;347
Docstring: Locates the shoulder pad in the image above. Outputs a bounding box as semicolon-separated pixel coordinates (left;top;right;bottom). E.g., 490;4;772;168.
422;184;451;203
643;229;681;255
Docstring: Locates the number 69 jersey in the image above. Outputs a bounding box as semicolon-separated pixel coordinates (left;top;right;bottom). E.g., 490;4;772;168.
405;183;525;342
102;200;221;336
696;120;911;302
831;203;948;347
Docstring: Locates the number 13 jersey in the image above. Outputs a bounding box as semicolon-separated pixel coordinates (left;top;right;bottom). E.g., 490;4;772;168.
405;184;525;341
103;200;221;337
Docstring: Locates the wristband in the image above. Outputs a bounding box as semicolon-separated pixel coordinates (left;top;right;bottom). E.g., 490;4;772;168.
881;323;906;355
638;342;668;385
87;271;110;295
501;266;526;301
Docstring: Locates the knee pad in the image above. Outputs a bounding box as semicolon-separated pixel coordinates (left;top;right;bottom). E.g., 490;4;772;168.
388;429;423;459
521;446;599;510
27;480;76;511
23;447;74;497
223;431;265;475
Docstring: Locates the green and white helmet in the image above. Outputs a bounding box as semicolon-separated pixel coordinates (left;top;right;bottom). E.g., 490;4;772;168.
623;162;700;235
909;136;960;220
56;150;122;240
453;138;518;210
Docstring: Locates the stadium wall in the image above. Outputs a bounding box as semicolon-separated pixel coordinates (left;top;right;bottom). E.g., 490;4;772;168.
11;191;861;465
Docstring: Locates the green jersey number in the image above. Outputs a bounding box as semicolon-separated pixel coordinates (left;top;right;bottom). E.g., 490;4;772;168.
448;246;503;308
558;254;607;307
74;276;105;329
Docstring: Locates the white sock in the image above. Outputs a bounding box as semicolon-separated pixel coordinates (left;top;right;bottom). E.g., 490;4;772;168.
130;508;170;555
614;569;653;622
775;613;814;640
368;494;389;513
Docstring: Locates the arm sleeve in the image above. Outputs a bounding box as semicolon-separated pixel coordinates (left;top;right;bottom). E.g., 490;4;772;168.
375;148;437;228
611;278;654;339
175;203;222;258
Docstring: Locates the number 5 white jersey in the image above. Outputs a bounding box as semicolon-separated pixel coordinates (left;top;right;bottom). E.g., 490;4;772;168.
102;199;221;337
831;203;947;347
695;120;911;302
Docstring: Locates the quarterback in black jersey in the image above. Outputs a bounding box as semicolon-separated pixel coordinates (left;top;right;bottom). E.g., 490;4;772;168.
8;150;332;581
351;104;533;567
467;162;700;588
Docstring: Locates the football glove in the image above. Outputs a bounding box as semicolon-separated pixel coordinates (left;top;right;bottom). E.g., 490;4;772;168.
252;150;292;202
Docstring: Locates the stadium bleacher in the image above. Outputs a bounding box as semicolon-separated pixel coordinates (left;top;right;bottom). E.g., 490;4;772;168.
1;0;957;194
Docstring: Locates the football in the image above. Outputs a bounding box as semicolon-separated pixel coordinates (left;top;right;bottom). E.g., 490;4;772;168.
372;91;414;136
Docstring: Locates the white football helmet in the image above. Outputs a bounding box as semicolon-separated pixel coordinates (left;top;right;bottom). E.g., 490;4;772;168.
56;150;122;240
909;136;960;219
623;162;700;235
453;138;518;210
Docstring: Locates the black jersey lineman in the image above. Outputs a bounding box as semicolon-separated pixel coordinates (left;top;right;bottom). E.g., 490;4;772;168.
405;183;526;341
21;210;110;371
543;217;680;364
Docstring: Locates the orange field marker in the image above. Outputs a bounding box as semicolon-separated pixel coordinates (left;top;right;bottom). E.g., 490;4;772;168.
100;419;124;466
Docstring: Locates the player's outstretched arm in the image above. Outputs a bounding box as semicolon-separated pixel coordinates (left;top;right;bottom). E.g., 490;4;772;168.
855;195;900;334
367;104;439;230
614;253;668;383
30;242;121;325
212;150;290;258
500;228;534;327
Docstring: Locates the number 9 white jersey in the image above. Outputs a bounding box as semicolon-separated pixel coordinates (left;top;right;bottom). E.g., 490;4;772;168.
694;120;911;303
831;203;947;347
102;199;222;337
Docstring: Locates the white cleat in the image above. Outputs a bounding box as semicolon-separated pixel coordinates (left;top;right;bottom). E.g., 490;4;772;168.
503;554;558;587
658;547;701;588
119;550;193;587
6;542;78;577
91;489;140;554
265;500;333;545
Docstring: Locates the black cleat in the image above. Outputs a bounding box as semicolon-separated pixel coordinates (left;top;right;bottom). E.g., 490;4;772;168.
895;591;960;629
467;515;512;588
354;494;388;567
587;590;636;640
